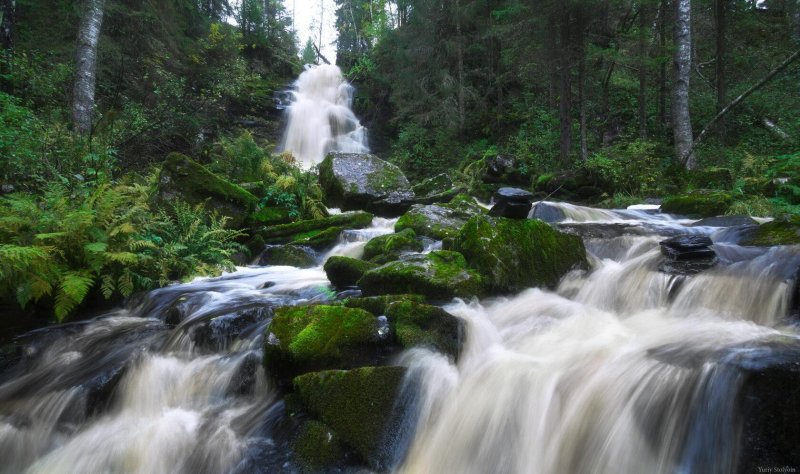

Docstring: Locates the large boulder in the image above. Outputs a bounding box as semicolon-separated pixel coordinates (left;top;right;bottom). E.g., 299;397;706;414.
452;215;587;293
358;251;484;301
660;190;733;218
324;256;378;287
292;366;410;471
385;300;463;360
263;305;389;382
156;153;258;228
739;217;800;246
258;245;317;268
411;173;460;205
395;194;485;240
319;152;415;216
343;294;426;316
363;228;423;263
255;211;373;250
292;420;350;471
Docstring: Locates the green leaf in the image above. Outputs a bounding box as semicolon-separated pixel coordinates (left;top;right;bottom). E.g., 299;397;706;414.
84;242;108;253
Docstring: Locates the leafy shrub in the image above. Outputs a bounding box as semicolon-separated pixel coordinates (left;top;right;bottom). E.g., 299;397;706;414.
581;140;664;195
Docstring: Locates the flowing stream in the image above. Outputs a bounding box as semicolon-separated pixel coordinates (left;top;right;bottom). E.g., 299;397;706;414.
1;203;799;473
280;64;369;168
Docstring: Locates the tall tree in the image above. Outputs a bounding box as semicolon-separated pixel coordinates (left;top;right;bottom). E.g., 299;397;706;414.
0;0;13;50
672;0;694;168
72;0;106;135
558;6;572;165
714;0;727;139
638;1;650;140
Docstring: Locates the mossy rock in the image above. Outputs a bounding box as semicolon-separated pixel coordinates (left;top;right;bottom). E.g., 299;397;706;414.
293;420;350;471
293;366;409;470
344;294;426;316
740;218;800;246
411;174;461;205
385;300;463;359
156;153;258;228
258;245;317;268
244;234;266;259
263;305;385;381
324;256;378;287
256;211;373;249
452;215;587;294
319;152;415;216
395;194;485;240
247;206;292;226
363;228;423;263
358;250;484;301
661;190;733;218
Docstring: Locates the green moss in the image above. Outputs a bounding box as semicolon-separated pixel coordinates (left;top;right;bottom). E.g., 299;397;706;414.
293;366;408;470
412;173;453;198
395;195;484;240
740;218;800;246
385;300;462;359
293;420;349;471
358;250;484;300
344;294;426;316
453;215;587;293
661;190;733;218
324;256;378;287
366;163;406;192
363;228;423;263
264;305;379;380
248;206;292;226
257;211;373;245
259;245;316;267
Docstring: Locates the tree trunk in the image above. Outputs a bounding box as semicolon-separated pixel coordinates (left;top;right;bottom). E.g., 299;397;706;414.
72;0;106;135
714;0;727;140
559;8;572;166
658;0;668;134
455;0;465;135
577;7;588;160
547;13;558;110
1;0;14;50
672;0;694;168
638;2;649;140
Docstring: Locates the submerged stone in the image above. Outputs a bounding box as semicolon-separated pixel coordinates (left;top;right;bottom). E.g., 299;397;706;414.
531;201;567;223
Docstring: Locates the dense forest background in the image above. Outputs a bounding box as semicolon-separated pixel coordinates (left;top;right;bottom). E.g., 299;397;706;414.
0;0;799;322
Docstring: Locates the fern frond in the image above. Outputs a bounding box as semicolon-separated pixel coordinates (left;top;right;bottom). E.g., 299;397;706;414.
54;271;94;322
100;274;116;299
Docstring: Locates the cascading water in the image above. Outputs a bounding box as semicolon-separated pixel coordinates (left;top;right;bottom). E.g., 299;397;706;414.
280;64;369;168
1;202;799;473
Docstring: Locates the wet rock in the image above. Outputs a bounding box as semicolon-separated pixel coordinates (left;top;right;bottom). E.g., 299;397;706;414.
411;174;460;205
255;211;373;250
363;228;423;264
531;201;567;223
192;306;271;351
258;245;317;268
227;352;261;396
263;305;391;382
292;366;410;471
319;152;415;216
358;251;485;301
658;235;716;275
155;153;258;228
292;420;351;471
343;294;426;317
84;365;126;416
739;217;800;247
385;300;463;360
489;187;534;219
660;190;732;218
452;215;587;293
395;194;485;240
690;215;759;227
324;256;378;287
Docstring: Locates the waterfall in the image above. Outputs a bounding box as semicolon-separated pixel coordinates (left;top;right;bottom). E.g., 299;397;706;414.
280;64;369;168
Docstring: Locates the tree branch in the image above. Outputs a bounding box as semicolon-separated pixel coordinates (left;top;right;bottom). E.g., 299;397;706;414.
682;48;800;165
312;42;331;65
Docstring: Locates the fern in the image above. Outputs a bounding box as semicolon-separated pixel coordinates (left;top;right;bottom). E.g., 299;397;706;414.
54;271;94;322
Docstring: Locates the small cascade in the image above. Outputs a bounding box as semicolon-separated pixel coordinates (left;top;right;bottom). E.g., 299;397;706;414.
280;64;369;168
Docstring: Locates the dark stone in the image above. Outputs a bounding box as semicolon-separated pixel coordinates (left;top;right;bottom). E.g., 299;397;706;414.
489;187;534;219
324;256;378;287
257;245;317;268
659;235;715;261
319;152;415;216
690;215;759;227
531;202;567;223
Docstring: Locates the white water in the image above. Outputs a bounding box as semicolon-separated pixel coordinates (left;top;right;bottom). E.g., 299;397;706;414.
280;64;369;168
1;207;799;473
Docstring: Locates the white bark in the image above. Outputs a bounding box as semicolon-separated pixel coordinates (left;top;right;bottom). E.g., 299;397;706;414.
72;0;106;135
672;0;695;168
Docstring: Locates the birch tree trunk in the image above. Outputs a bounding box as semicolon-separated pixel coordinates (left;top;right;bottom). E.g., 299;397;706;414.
672;0;694;168
72;0;106;135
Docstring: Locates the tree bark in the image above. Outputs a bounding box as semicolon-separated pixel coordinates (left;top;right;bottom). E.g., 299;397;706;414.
714;0;727;140
72;0;106;135
559;7;572;166
455;0;465;135
672;0;694;168
658;0;668;134
577;7;588;160
1;0;14;50
638;2;649;140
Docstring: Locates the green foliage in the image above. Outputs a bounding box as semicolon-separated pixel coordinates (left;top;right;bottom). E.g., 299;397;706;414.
580;140;665;195
390;123;457;181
